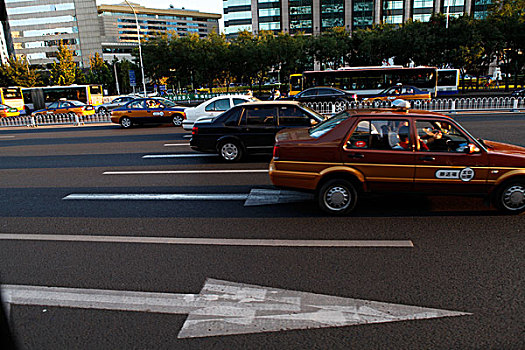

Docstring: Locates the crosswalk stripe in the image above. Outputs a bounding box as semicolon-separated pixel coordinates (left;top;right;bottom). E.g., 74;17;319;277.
142;154;216;158
102;169;268;175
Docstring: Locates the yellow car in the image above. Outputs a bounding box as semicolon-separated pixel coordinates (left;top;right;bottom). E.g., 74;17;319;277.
0;104;20;118
111;97;186;128
32;100;96;117
363;85;431;107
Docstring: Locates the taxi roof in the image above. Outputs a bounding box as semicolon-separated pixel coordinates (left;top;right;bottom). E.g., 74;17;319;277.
343;108;453;120
240;100;303;106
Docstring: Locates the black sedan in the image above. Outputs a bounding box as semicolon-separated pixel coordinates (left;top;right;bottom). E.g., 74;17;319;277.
288;87;357;103
190;101;324;161
511;89;524;97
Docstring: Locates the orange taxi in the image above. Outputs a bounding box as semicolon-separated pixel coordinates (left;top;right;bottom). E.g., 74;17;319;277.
362;85;431;106
0;104;20;118
32;100;95;117
111;97;186;128
270;100;525;215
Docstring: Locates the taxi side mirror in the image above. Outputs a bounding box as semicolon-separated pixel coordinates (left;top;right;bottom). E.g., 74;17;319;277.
465;143;481;154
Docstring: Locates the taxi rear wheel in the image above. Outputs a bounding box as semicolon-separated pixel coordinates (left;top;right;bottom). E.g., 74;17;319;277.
494;179;525;214
317;179;357;215
172;114;183;127
372;100;381;108
120;116;132;128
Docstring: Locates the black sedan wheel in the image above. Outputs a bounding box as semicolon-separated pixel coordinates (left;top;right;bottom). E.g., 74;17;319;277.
317;179;358;215
172;114;183;127
219;140;243;162
120;116;132;128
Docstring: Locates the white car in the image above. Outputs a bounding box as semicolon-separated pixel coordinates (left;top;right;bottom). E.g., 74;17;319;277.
182;94;255;131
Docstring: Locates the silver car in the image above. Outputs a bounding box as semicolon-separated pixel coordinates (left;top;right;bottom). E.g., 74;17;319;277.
96;96;136;115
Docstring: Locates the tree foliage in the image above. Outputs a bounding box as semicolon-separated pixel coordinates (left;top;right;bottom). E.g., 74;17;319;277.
0;56;41;87
50;41;82;85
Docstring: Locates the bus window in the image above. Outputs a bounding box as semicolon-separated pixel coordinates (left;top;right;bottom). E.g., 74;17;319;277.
1;87;24;111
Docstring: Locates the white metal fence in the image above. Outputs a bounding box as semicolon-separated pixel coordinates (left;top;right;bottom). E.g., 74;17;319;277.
0;97;523;128
304;97;525;116
0;113;111;128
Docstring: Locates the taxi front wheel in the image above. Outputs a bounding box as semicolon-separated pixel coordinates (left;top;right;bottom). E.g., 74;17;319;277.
120;116;132;128
494;180;525;214
317;179;357;215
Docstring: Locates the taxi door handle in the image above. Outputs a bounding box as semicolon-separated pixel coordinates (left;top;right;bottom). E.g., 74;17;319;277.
419;156;435;161
347;153;364;159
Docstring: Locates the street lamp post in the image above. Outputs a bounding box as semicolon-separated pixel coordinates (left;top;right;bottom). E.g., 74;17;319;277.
123;0;147;97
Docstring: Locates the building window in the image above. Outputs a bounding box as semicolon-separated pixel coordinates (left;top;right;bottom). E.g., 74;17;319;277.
10;15;76;27
353;0;374;28
321;0;344;31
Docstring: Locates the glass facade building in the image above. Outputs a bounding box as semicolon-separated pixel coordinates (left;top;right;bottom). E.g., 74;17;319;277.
3;0;101;67
224;0;491;37
97;4;221;62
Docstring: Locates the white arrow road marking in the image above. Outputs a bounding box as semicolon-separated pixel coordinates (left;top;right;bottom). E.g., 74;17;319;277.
142;154;217;158
164;143;190;147
1;279;470;339
63;193;249;200
102;169;268;175
63;188;312;207
0;234;414;247
244;188;314;206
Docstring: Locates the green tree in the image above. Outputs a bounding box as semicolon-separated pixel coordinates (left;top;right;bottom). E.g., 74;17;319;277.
0;56;41;87
86;52;113;90
50;41;80;85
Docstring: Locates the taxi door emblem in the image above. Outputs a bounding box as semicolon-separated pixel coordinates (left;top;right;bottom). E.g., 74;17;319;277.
459;167;475;182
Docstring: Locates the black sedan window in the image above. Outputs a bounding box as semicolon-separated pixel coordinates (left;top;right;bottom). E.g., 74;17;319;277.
242;107;276;126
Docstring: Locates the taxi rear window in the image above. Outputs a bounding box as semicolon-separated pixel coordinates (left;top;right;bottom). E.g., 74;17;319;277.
308;112;349;138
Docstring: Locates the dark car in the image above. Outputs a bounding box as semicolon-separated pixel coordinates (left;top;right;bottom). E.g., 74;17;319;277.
96;95;136;115
511;89;524;97
190;101;324;161
111;97;186;128
288;87;357;103
270;101;525;215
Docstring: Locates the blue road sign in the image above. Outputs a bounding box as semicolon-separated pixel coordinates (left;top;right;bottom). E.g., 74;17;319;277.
129;70;136;87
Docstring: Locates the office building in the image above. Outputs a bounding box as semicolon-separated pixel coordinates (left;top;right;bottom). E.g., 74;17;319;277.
98;3;221;62
3;0;102;67
224;0;493;37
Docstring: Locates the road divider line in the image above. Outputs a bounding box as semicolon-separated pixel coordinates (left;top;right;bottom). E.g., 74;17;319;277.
63;193;249;201
0;233;414;247
0;136;15;139
164;143;190;147
183;135;192;139
142;154;217;159
102;169;268;175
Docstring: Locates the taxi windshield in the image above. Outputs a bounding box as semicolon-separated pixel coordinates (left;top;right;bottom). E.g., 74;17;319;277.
158;98;177;107
308;111;350;138
69;100;85;106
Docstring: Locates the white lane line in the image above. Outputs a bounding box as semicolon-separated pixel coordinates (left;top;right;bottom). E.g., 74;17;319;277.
103;169;268;175
183;135;192;139
143;154;217;159
0;233;414;247
0;136;15;139
63;193;248;201
164;143;190;147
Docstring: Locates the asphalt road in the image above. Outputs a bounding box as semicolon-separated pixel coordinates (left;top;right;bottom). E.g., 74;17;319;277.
0;112;523;349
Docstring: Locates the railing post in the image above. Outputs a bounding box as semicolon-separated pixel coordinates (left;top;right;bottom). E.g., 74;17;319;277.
331;103;336;115
30;116;36;127
512;98;518;112
74;114;80;126
450;100;456;113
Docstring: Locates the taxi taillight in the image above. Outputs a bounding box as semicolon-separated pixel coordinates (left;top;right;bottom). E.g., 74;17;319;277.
192;126;198;135
273;144;280;160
